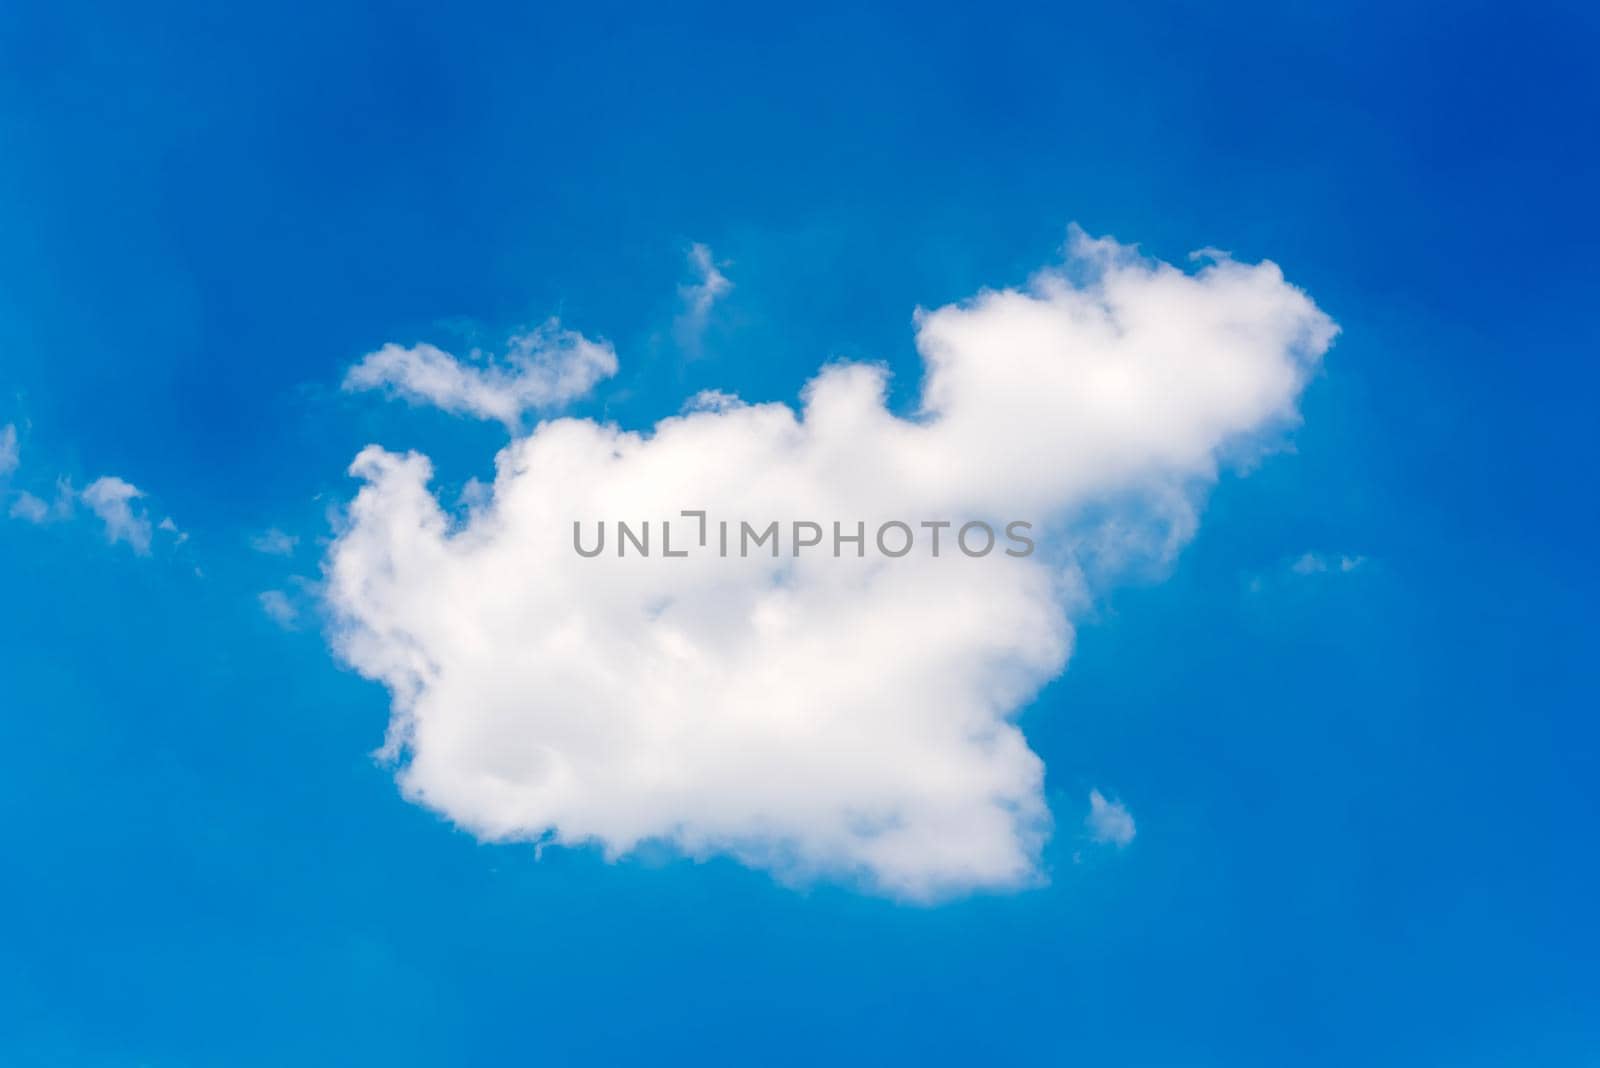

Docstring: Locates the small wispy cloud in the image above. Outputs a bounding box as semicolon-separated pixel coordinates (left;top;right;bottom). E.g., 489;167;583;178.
251;528;298;556
1086;789;1136;847
259;589;298;629
1291;551;1365;575
675;242;732;352
683;388;744;414
9;478;75;526
9;490;48;523
2;422;180;559
81;476;153;554
0;423;17;478
343;319;617;430
1245;550;1369;596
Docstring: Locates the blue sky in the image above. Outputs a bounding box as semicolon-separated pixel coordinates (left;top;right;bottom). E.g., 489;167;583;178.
2;1;1597;1064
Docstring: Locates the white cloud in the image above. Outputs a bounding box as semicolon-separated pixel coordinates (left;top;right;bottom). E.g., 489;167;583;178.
1290;552;1322;574
4;446;176;556
1085;789;1136;847
259;589;298;629
683;389;746;414
675;242;732;350
9;490;48;523
1291;551;1365;575
0;423;17;477
251;528;298;556
81;476;153;554
343;319;617;429
323;229;1335;900
158;516;188;544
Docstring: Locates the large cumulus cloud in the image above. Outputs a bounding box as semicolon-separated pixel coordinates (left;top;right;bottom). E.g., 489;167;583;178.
324;230;1336;899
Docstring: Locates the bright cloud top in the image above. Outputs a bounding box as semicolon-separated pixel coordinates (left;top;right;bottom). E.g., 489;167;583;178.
1086;789;1137;847
323;230;1336;900
343;319;618;429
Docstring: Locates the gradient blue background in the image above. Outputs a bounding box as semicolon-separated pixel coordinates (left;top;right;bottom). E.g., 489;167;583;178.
2;1;1596;1063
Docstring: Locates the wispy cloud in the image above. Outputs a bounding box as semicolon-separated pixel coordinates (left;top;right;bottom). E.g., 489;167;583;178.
1291;551;1365;575
343;319;617;430
8;478;75;526
8;464;182;558
81;476;153;554
1086;789;1136;847
9;490;48;523
675;242;732;352
0;423;17;478
251;528;298;556
259;589;298;629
